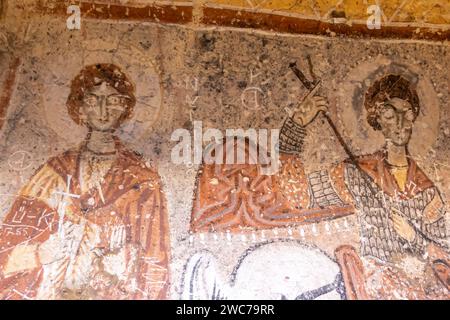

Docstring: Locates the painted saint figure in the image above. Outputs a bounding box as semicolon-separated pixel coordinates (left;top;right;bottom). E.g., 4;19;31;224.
0;64;170;299
191;74;449;299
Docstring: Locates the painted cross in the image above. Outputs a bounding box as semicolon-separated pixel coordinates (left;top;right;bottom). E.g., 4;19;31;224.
53;175;80;239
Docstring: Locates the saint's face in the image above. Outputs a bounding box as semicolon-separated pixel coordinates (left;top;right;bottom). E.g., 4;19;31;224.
81;81;130;132
377;97;415;147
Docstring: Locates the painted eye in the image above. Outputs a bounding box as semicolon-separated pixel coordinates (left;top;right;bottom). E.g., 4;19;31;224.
381;106;395;119
107;95;122;105
83;95;98;106
108;105;126;112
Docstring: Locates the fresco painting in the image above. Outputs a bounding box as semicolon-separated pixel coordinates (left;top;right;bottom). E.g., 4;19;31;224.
0;64;170;299
0;0;448;300
190;73;449;299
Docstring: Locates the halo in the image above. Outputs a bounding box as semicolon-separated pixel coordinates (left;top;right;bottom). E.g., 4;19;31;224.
330;55;440;158
41;38;163;146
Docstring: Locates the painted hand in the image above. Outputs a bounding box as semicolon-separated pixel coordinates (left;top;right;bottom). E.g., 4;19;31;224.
391;208;416;243
292;95;328;126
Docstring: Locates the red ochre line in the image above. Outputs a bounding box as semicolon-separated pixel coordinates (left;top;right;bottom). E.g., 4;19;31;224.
36;2;450;41
192;205;355;233
201;6;450;41
38;1;193;24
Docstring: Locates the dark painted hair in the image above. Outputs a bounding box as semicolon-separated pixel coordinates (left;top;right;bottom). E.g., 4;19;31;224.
66;63;136;126
364;74;420;130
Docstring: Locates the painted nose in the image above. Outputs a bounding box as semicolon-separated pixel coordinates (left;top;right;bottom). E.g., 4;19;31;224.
396;113;405;129
99;97;108;121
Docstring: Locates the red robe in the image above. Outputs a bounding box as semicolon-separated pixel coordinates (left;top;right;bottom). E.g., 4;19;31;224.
191;151;354;232
0;141;170;300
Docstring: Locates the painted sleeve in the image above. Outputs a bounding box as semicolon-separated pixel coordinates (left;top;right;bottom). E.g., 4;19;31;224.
0;164;61;299
410;190;447;254
126;178;170;300
278;116;307;155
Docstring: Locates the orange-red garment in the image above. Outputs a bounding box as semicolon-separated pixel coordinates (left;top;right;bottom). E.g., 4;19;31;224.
336;244;450;300
191;141;354;232
191;140;436;232
0;141;170;300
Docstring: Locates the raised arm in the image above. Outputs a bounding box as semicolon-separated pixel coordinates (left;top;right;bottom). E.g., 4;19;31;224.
277;95;355;217
278;96;328;155
191;96;355;232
